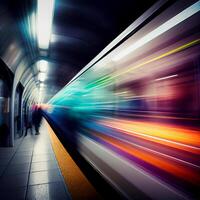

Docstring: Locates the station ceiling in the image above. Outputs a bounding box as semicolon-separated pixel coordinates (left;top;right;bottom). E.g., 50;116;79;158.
0;0;157;102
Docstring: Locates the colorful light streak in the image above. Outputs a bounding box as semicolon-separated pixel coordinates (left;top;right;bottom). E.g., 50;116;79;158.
99;119;200;149
113;0;200;61
90;130;200;184
45;1;200;199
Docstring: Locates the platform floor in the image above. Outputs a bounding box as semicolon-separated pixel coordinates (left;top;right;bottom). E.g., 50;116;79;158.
0;122;71;200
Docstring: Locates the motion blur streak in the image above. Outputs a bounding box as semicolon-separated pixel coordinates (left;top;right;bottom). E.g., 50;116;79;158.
92;131;199;183
113;0;200;61
42;1;200;200
99;119;200;149
112;38;200;81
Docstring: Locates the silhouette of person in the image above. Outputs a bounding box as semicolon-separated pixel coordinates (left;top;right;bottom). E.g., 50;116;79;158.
32;106;42;135
24;110;32;136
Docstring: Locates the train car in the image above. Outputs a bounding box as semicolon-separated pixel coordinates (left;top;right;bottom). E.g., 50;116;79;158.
42;1;200;199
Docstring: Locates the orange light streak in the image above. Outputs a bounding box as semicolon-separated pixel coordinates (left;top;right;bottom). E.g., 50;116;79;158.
94;132;200;184
99;119;200;154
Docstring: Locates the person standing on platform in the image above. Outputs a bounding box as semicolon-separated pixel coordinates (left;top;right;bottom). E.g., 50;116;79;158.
24;108;32;136
32;105;42;135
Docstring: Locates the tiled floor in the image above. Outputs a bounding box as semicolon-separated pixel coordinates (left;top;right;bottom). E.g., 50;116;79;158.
0;122;71;200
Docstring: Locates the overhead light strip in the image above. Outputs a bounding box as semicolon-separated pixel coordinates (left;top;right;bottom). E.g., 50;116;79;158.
37;0;55;49
38;60;48;72
38;72;46;82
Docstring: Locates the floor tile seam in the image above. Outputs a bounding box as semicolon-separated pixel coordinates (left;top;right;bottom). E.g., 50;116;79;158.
28;180;63;187
30;168;59;173
30;162;59;169
11;154;33;159
0;137;25;178
32;154;56;158
29;168;61;174
32;153;55;157
24;137;36;200
26;180;65;187
31;159;56;163
31;160;58;164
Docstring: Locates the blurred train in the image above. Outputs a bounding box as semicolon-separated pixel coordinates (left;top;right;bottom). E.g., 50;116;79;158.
41;1;200;199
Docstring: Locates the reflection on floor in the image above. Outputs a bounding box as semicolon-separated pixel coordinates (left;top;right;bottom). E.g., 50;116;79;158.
0;121;71;200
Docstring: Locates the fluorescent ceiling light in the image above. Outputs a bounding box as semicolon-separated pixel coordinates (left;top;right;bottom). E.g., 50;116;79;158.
38;60;48;72
38;72;46;82
37;0;55;49
40;87;45;91
31;12;36;39
40;83;45;88
113;1;200;61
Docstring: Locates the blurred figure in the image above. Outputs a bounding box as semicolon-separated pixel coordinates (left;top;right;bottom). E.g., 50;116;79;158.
32;106;42;135
24;109;32;136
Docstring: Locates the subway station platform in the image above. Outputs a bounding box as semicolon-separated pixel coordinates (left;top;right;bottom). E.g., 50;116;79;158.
0;0;200;199
0;121;71;200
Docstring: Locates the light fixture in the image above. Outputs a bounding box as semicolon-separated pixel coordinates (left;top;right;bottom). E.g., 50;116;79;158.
31;12;36;39
38;72;46;82
38;60;48;72
39;87;45;91
39;83;45;88
37;0;55;49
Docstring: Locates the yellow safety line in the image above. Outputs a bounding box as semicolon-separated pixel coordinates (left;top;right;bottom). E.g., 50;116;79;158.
44;120;101;200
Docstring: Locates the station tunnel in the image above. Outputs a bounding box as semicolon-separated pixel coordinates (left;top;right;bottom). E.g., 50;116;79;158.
0;0;200;199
